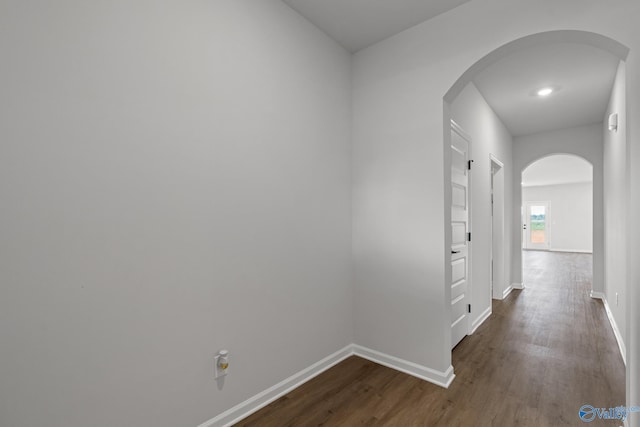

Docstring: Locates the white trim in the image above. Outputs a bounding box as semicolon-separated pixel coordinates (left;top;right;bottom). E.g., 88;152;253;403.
549;248;592;254
589;292;626;365
489;154;506;303
602;298;627;366
489;154;504;168
198;345;353;427
502;285;514;299
512;282;525;290
522;179;593;188
353;345;455;388
451;294;465;305
198;344;456;427
451;314;466;327
451;119;472;141
471;306;492;333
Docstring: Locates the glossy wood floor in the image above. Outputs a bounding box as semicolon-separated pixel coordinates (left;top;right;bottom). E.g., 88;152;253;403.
237;251;625;426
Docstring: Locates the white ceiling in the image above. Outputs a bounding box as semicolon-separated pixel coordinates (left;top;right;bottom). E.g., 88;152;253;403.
522;155;592;187
282;0;470;52
281;3;620;138
473;42;620;137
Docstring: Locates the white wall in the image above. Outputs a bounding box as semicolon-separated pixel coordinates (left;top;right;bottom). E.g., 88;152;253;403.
513;124;604;290
0;1;353;426
352;0;639;412
604;61;627;358
523;182;593;253
450;83;513;323
3;1;640;425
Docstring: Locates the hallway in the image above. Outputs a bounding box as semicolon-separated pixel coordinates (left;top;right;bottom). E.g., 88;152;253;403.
237;251;625;426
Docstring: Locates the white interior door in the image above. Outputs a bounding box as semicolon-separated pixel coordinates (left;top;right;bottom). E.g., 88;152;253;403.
524;202;550;250
450;122;471;349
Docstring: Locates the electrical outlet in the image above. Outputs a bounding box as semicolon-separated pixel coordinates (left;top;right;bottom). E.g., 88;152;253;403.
215;350;229;379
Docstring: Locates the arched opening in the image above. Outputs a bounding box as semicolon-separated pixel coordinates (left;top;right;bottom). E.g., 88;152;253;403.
443;30;628;364
444;30;629;103
521;154;593;252
521;154;594;296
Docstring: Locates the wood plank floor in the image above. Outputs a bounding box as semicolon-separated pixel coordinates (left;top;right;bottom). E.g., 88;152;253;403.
237;251;625;426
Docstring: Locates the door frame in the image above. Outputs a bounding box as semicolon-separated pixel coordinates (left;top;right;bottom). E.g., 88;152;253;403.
490;155;505;299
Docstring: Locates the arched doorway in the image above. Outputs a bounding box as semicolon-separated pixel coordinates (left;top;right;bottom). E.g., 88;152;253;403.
521;155;594;302
522;154;593;253
443;30;628;356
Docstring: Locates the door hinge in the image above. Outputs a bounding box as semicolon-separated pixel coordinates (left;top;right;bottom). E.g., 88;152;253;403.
467;159;474;170
467;232;471;242
468;304;471;313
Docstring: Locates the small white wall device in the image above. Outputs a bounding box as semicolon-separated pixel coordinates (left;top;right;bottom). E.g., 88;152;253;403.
215;350;229;379
608;113;618;132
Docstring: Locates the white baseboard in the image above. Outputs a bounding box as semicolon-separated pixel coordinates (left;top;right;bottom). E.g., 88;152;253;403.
352;344;455;388
550;248;592;254
471;306;492;333
199;345;353;427
601;298;627;366
502;285;514;299
512;282;525;290
199;344;455;427
589;292;626;365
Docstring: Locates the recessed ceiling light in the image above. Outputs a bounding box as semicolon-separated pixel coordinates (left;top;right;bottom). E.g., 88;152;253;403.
537;87;554;97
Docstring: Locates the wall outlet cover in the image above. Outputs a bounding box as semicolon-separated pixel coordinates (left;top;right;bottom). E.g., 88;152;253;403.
214;354;228;379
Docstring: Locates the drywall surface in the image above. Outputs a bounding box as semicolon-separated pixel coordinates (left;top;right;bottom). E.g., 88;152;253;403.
0;1;352;426
604;61;627;355
523;182;593;253
450;83;513;323
352;0;638;392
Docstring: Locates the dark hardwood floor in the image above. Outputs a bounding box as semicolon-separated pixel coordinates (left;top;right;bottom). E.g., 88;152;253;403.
237;251;625;426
